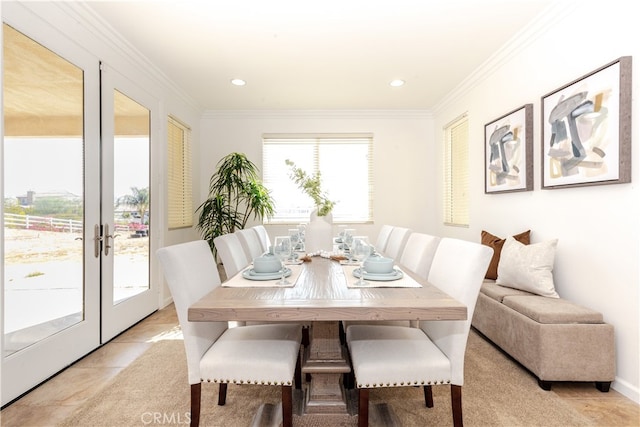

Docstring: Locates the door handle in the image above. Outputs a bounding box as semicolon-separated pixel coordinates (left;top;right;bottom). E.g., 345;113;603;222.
104;224;120;256
94;224;102;258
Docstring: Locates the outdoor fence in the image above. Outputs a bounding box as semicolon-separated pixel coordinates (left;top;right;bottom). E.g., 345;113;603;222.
4;213;144;236
4;213;83;233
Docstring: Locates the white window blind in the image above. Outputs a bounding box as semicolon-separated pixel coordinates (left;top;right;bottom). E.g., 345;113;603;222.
262;134;373;223
443;116;469;226
167;116;193;229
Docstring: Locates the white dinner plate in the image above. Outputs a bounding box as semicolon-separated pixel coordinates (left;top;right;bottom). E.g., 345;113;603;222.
243;267;292;281
352;268;403;281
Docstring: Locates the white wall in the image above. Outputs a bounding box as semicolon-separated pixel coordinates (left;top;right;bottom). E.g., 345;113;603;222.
198;110;435;239
432;2;639;402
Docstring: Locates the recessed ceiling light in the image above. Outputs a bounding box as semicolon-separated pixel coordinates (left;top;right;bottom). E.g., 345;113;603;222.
231;78;246;86
390;79;405;87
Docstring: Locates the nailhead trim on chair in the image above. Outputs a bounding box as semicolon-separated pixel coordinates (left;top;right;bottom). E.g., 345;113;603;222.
356;379;449;388
204;378;293;386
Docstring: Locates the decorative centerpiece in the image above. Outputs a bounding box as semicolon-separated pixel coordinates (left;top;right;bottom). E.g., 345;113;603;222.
286;159;336;252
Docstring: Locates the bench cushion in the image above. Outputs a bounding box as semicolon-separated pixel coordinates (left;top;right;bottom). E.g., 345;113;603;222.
503;295;604;324
481;280;533;303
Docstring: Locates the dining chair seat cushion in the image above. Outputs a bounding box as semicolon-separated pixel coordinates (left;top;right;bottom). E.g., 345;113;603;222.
200;323;302;385
347;324;451;388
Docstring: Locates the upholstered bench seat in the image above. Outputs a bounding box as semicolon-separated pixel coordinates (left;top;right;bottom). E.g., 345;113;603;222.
472;280;615;392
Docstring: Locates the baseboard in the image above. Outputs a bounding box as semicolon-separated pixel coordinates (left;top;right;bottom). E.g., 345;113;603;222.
612;376;640;404
160;295;174;309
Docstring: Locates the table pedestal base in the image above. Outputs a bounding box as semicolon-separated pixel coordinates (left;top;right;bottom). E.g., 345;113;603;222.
302;321;351;414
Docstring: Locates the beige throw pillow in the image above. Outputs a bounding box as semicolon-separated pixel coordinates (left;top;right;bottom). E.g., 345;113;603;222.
496;236;559;298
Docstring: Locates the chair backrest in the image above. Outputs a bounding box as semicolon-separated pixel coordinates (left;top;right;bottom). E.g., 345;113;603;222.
236;228;264;261
252;225;271;253
421;238;492;385
214;232;250;279
384;226;412;260
375;225;394;254
156;240;228;384
399;232;441;280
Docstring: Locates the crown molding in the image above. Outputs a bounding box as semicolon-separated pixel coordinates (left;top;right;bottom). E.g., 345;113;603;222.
56;2;203;113
201;109;433;120
432;1;578;114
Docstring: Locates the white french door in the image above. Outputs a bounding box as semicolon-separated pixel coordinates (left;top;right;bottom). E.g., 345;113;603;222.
99;64;158;342
2;11;158;405
1;20;101;405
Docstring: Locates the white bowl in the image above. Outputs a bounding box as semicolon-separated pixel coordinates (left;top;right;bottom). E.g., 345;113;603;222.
253;254;282;273
363;255;394;274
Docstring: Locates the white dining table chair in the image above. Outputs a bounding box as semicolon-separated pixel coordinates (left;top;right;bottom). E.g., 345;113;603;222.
236;228;264;261
251;224;271;253
346;238;492;427
383;226;412;260
214;232;250;280
399;232;441;280
156;240;302;427
374;224;394;254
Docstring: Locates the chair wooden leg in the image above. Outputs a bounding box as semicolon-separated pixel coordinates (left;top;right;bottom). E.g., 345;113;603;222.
451;384;463;427
190;383;201;427
281;385;293;427
295;348;302;389
358;388;369;427
302;325;310;347
218;383;227;405
423;385;434;408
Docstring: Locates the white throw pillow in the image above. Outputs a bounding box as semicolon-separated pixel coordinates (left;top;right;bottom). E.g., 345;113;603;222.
496;236;559;298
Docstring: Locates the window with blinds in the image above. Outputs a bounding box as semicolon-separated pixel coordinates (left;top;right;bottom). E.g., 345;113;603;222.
262;134;373;223
443;116;469;226
167;116;193;229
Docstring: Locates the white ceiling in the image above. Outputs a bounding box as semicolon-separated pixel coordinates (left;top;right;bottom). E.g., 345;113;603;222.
86;0;553;110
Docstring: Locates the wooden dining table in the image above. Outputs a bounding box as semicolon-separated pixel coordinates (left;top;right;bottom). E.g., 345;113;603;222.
188;255;467;417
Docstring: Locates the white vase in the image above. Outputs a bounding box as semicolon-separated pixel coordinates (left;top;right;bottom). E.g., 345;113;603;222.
304;210;333;253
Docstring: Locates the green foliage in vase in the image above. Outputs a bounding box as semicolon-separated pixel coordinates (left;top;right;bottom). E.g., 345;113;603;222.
285;159;335;217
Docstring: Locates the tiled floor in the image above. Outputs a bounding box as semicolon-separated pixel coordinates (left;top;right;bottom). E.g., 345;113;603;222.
1;303;639;427
0;305;180;427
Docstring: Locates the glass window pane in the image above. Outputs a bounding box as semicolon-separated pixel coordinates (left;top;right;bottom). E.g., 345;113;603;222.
113;90;150;304
3;24;85;355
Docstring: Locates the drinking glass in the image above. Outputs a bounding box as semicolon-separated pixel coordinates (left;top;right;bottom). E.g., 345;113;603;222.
273;236;292;285
288;228;301;259
342;228;356;259
352;236;371;286
297;223;306;251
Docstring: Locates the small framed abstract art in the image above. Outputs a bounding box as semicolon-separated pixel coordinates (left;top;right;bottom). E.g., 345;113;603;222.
541;56;632;189
484;104;533;194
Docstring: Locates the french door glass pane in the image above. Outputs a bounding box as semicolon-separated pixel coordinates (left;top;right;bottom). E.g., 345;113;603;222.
2;24;85;356
112;90;150;304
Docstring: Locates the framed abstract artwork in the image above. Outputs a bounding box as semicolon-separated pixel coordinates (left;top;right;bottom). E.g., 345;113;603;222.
484;104;533;194
541;56;632;189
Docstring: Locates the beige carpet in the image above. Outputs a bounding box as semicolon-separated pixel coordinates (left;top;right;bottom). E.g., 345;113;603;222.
58;330;594;427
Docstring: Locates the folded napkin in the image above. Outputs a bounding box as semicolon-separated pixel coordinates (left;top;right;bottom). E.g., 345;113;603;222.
341;265;422;288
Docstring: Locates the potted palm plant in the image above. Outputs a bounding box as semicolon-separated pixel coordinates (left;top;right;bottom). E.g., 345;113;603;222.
196;153;275;255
